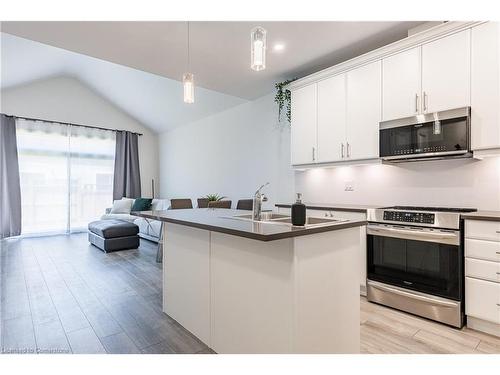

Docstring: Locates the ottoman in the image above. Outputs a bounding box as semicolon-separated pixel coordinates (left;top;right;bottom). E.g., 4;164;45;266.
88;220;139;253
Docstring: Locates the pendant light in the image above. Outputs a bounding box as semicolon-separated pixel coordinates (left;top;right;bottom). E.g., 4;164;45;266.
183;22;194;104
251;26;267;71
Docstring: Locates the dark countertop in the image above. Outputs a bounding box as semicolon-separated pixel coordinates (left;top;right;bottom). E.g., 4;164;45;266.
275;202;383;213
132;208;366;242
462;211;500;222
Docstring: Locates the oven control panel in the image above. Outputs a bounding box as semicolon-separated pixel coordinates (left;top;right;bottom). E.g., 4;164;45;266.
383;211;435;224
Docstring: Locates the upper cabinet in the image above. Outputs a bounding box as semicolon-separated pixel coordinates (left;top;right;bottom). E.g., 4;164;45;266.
346;61;382;160
317;74;346;163
291;62;381;166
289;22;485;166
421;30;471;113
382;31;471;120
471;22;500;151
382;47;421;121
290;83;317;165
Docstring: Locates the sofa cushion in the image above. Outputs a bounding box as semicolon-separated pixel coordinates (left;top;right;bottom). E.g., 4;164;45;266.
110;198;134;214
101;213;136;222
131;198;153;212
88;220;139;239
151;199;168;211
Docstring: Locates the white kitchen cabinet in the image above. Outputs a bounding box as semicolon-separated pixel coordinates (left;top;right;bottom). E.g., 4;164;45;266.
291;83;317;165
465;218;500;337
471;22;500;151
346;60;382;160
317;74;347;163
382;47;421;121
465;277;500;324
421;30;471;113
276;206;367;295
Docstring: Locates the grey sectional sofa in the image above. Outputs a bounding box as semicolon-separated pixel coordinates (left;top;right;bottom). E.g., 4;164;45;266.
101;198;169;243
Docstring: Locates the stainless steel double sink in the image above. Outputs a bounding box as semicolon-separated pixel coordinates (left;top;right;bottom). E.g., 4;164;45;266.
225;212;348;228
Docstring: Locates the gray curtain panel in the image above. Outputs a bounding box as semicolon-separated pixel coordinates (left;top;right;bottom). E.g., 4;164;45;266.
113;130;141;200
0;115;22;238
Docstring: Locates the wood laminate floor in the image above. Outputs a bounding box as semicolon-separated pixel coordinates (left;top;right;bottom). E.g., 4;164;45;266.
1;233;500;354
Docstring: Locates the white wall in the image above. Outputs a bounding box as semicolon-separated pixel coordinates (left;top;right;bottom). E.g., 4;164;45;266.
159;93;295;209
295;157;500;210
160;89;500;211
0;76;159;197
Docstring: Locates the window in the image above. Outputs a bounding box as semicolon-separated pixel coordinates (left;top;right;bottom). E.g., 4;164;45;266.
16;119;116;235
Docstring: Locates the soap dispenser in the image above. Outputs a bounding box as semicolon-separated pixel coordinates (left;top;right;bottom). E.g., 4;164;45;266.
291;193;306;226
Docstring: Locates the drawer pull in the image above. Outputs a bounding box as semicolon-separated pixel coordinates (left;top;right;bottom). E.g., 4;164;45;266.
497;252;500;254
496;231;500;233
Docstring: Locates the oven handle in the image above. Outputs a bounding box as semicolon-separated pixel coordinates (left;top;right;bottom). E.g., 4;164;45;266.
368;281;459;308
367;224;460;244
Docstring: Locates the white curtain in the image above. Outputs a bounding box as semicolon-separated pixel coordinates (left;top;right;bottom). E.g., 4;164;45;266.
16;119;116;235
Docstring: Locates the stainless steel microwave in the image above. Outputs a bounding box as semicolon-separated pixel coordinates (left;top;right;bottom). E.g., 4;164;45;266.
379;107;471;162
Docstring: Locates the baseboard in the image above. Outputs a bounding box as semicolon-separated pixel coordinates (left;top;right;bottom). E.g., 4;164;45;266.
467;316;500;338
360;284;367;297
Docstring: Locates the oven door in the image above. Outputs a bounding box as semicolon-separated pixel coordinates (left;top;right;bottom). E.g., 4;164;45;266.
367;224;462;300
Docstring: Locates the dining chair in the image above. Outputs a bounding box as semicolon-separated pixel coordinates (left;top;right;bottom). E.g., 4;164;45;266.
236;199;253;210
170;198;193;209
197;198;209;208
208;200;232;209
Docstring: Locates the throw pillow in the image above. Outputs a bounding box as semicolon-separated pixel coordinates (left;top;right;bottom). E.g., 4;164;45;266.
110;198;134;214
131;198;153;212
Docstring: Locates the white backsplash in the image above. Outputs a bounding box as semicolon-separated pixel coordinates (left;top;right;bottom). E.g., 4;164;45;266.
294;157;500;210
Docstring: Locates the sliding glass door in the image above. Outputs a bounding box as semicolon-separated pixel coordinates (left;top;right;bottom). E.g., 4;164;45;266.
16;119;115;235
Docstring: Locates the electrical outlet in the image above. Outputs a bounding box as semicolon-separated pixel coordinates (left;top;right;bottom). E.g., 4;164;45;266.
344;181;354;192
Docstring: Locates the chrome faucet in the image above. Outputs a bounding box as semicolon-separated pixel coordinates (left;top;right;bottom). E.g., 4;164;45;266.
253;182;269;221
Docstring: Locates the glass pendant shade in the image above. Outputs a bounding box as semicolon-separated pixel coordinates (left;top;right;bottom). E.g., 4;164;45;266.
251;27;267;71
183;72;194;104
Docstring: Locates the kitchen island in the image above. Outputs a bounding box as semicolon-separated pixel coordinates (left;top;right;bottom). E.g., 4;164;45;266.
133;208;365;353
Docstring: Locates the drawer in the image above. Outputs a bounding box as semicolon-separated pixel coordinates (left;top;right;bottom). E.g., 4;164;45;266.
466;258;500;283
465;277;500;324
309;209;366;221
465;238;500;262
466;220;500;242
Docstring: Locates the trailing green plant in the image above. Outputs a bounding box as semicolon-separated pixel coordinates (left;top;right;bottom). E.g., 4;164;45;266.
205;194;226;202
274;78;296;124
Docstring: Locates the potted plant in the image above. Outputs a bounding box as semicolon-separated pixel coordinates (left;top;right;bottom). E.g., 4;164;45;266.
205;194;226;202
274;78;297;124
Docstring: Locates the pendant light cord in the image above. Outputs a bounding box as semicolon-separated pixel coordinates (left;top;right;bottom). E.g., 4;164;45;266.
187;21;190;71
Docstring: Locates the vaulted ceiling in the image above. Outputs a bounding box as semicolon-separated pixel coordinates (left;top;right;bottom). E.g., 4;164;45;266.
1;21;425;132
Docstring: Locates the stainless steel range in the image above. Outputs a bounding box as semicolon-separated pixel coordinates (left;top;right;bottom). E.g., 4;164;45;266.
366;206;477;327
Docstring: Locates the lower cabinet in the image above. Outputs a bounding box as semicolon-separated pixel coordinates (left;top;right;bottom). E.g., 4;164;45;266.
465;277;500;324
465;219;500;337
276;206;367;295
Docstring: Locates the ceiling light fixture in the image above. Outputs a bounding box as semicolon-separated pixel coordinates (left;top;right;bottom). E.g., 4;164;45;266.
251;26;267;71
183;22;194;104
273;43;285;52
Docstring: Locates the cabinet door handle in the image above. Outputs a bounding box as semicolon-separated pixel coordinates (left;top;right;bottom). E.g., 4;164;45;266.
341;143;345;158
347;142;350;158
495;230;500;233
415;94;419;113
312;147;316;161
423;92;428;112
